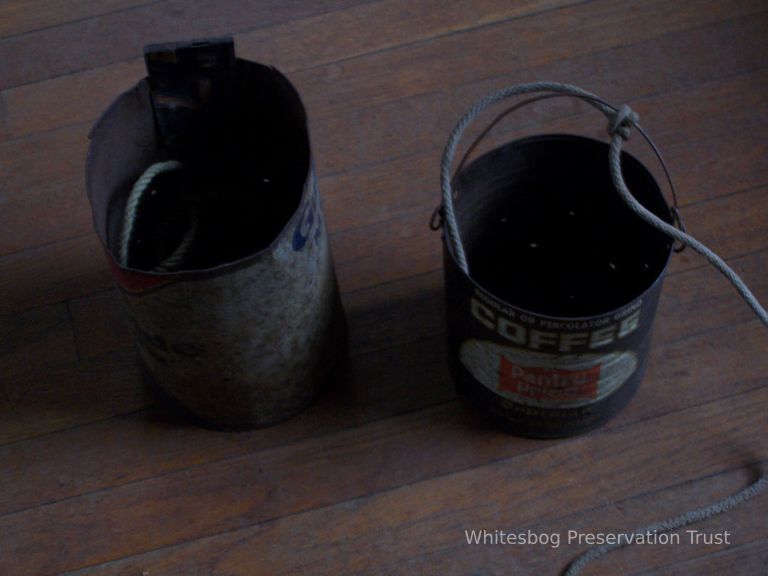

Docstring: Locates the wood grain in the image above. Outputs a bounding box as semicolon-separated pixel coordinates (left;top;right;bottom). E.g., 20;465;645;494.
0;0;161;40
0;0;371;89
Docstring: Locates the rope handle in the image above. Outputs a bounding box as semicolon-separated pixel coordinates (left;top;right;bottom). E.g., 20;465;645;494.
432;82;768;575
433;82;687;270
120;160;198;272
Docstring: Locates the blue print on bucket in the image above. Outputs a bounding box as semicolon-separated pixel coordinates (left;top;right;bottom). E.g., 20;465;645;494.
292;198;315;251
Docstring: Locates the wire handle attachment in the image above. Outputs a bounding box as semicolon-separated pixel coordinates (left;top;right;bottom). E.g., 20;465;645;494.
434;82;687;270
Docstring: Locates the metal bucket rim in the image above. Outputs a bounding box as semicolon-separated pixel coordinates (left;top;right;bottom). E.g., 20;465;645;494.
443;132;674;322
86;65;315;283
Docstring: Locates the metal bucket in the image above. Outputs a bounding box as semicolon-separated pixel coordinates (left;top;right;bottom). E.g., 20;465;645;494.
86;39;346;429
436;86;677;437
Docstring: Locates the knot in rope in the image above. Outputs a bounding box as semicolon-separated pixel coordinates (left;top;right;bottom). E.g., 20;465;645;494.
607;104;639;140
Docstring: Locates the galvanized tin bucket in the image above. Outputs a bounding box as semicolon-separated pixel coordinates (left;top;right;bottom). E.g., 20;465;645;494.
435;85;680;437
86;39;346;429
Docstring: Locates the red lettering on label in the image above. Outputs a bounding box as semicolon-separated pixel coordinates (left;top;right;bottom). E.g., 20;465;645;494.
498;356;601;402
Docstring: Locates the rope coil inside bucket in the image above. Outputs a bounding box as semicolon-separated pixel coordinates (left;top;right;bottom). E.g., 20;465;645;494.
436;82;767;575
120;160;199;273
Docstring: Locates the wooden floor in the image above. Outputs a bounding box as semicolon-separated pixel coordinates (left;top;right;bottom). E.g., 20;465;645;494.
1;1;767;574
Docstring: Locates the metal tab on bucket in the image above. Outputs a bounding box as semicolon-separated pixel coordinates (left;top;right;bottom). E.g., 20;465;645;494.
438;86;675;437
86;39;346;429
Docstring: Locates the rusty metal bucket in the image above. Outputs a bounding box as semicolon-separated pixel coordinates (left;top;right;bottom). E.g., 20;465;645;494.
86;38;346;429
435;85;679;437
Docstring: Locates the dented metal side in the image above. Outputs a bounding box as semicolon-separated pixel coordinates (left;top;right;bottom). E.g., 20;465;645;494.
86;61;345;429
123;169;344;428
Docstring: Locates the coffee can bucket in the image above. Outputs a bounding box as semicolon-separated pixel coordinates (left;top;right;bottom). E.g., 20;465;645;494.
85;38;346;429
436;84;678;437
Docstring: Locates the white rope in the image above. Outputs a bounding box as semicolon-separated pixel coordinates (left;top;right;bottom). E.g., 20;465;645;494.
436;82;768;575
563;475;768;575
562;103;768;576
120;160;197;272
153;208;199;272
606;114;768;328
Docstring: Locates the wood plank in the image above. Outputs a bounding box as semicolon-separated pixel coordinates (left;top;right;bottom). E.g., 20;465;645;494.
291;0;766;121
619;321;767;425
236;0;583;75
0;124;93;256
0;244;764;520
0;302;77;374
653;251;768;344
0;300;82;437
1;123;87;195
23;385;766;575
668;186;768;274
0;234;113;316
0;0;160;40
0;349;148;445
0;0;372;90
0;61;146;140
3;2;765;142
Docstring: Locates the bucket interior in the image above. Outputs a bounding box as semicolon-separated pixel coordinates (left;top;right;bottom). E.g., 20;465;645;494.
90;59;310;271
452;135;673;317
